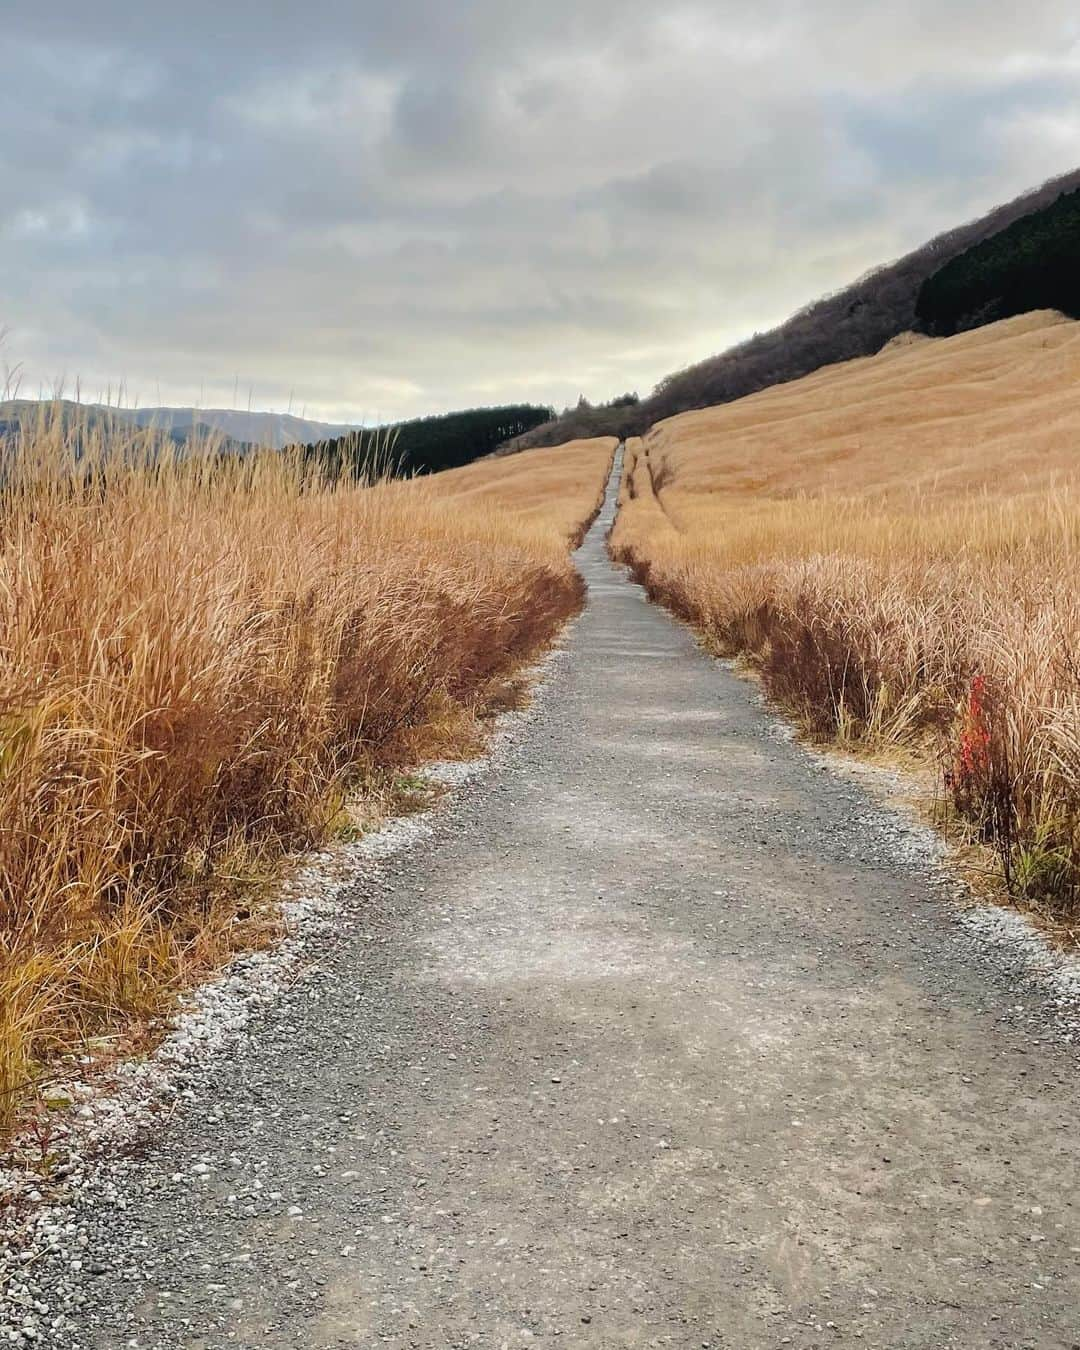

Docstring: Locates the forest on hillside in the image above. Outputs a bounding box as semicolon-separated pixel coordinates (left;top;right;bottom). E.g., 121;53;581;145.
303;403;554;477
915;186;1080;334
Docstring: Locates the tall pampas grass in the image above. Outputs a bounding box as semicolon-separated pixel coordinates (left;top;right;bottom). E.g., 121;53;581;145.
0;403;612;1132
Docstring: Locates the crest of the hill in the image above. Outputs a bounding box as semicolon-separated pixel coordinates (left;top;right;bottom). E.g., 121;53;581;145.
507;166;1080;452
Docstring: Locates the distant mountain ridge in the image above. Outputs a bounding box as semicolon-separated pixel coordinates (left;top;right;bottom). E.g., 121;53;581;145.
0;401;359;450
113;407;359;449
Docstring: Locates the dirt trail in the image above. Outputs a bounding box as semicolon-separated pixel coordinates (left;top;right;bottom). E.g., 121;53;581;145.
66;452;1080;1346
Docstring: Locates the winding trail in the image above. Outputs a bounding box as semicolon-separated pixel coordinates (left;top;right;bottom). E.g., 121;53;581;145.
74;453;1080;1347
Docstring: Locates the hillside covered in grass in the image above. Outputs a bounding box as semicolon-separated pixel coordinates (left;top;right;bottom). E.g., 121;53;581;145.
611;311;1080;917
508;167;1080;452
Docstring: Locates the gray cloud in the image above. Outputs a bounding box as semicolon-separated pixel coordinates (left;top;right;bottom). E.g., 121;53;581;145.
2;1;1079;419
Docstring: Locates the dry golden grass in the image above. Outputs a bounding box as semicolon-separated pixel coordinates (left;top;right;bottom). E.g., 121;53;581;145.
0;408;613;1133
422;438;617;549
611;312;1079;918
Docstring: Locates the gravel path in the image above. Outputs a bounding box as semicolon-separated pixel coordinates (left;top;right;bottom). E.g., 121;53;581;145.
11;452;1080;1348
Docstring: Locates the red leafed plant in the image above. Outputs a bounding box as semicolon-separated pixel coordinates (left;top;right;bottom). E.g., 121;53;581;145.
955;673;992;789
946;673;1020;882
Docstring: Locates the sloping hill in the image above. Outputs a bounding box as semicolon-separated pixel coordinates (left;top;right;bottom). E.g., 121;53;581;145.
635;310;1080;501
611;310;1080;914
509;166;1080;452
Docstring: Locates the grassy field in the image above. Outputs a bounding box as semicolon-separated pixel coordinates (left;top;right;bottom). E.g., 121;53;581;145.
611;311;1079;920
0;410;613;1132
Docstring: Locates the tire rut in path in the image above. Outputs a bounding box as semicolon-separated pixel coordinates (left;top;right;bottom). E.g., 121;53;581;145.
79;449;1079;1348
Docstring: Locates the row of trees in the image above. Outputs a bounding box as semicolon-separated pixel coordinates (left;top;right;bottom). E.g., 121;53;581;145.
915;186;1080;334
302;403;554;479
499;391;642;453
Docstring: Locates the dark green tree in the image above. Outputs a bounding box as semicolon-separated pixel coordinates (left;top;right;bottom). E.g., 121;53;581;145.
301;404;555;480
916;186;1080;334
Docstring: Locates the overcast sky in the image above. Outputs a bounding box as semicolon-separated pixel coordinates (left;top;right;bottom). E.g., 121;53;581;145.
2;2;1079;423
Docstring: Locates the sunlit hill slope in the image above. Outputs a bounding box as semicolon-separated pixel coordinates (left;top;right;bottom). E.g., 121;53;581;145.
612;311;1080;915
